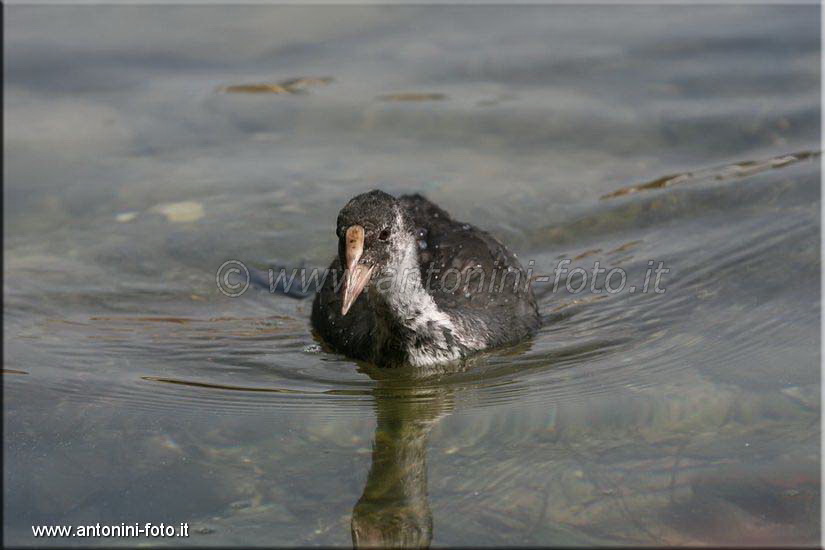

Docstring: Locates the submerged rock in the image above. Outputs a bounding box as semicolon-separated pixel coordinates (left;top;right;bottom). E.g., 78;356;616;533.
150;201;205;223
220;76;333;95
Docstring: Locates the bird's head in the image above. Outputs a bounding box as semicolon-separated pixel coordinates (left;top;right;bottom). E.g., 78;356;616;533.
335;190;414;316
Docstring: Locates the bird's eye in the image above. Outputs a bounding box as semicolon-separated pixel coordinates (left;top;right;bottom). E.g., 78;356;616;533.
378;229;390;241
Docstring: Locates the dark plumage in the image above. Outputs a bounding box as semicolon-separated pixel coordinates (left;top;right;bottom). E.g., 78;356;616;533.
311;190;540;367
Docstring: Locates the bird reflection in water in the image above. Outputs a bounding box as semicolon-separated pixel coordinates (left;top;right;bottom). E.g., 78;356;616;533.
351;366;456;549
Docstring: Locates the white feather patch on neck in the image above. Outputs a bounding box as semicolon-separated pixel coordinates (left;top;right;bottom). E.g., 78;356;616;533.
368;207;485;366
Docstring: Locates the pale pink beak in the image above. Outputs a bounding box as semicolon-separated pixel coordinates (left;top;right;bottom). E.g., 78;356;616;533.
341;225;374;316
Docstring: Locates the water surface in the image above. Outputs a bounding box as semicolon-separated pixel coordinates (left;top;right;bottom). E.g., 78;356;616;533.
4;5;821;547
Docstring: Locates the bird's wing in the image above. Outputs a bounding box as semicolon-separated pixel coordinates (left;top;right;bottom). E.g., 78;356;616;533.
399;194;533;313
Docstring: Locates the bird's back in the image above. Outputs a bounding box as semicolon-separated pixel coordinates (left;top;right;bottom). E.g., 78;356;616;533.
399;194;540;347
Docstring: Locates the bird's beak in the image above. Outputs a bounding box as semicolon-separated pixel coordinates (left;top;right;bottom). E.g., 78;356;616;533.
341;225;374;316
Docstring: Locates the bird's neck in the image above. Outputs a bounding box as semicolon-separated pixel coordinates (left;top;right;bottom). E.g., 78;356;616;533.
372;233;445;325
369;234;473;367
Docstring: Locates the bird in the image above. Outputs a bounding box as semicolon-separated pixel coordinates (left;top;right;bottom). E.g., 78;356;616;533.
311;190;540;368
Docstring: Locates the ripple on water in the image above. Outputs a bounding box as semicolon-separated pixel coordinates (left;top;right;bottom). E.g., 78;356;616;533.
4;150;820;419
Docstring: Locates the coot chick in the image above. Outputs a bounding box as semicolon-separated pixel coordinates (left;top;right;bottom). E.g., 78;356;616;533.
311;190;540;367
